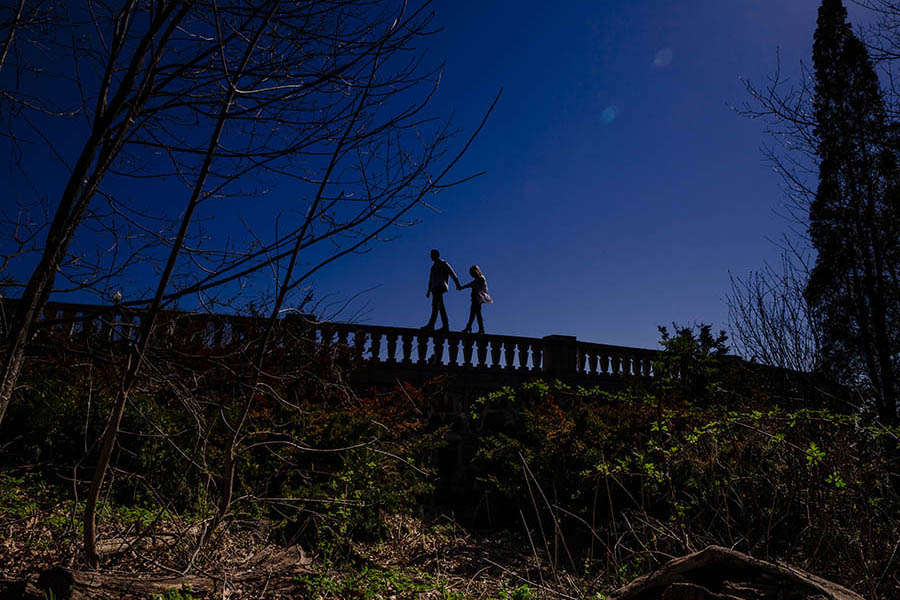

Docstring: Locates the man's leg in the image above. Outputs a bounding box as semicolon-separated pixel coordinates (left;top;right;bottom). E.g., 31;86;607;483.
436;291;449;330
424;292;440;329
475;303;484;333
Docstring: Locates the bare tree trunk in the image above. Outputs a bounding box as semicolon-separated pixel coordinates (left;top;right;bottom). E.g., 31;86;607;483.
0;1;184;426
83;3;275;566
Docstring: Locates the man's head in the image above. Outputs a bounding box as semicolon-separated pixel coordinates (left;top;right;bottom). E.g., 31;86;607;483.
430;249;440;261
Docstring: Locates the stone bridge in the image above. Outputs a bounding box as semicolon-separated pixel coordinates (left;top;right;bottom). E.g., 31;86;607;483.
3;299;666;501
2;300;661;391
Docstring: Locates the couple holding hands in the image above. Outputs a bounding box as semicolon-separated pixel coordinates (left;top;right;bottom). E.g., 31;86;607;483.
423;249;492;334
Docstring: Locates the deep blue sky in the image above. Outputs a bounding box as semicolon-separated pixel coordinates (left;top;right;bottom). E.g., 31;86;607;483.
2;1;873;351
309;0;872;349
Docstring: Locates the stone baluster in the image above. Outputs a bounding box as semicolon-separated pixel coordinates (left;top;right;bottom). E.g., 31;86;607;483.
490;339;502;369
370;331;382;363
237;318;247;345
578;347;588;373
588;350;598;375
201;315;212;346
644;355;654;376
239;315;254;347
432;334;446;365
599;352;609;375
476;337;488;367
167;314;180;341
99;313;111;342
191;315;202;344
244;318;257;345
113;314;126;342
447;335;460;366
212;319;224;348
33;306;45;335
116;313;130;342
183;316;198;345
386;332;398;363
97;312;111;341
608;353;618;375
212;315;224;348
74;312;85;338
41;307;57;330
401;333;413;364
199;318;211;347
504;340;515;370
58;310;71;337
58;310;74;339
117;312;129;342
125;313;144;340
517;342;528;370
462;336;474;367
124;313;137;343
353;329;366;363
416;333;429;364
79;311;93;339
238;317;253;347
164;310;177;347
134;313;145;341
271;318;283;349
516;342;527;370
200;316;212;345
230;320;243;346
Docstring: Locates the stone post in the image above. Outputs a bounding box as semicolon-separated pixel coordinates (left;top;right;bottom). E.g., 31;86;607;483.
541;335;578;376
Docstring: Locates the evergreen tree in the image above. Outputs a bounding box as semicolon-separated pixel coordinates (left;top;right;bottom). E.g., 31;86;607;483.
807;0;900;424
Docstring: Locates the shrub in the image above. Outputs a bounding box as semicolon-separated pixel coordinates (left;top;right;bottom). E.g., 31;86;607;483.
466;326;900;596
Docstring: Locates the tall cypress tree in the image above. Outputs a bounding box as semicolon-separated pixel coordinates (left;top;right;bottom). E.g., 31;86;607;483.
807;0;900;424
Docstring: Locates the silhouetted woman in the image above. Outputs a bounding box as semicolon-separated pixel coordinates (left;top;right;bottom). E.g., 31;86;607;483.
459;265;492;334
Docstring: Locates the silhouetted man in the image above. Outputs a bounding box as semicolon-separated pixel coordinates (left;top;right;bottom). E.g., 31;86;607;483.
423;249;460;331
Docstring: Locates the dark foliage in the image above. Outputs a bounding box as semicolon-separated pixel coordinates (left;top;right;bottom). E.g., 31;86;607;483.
2;323;899;597
0;324;444;559
467;326;900;597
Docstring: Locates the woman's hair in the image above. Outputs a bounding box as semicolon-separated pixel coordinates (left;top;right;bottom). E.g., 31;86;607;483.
470;265;483;278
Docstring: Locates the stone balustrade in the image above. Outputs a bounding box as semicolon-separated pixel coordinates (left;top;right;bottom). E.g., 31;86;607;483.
314;322;544;371
0;300;660;380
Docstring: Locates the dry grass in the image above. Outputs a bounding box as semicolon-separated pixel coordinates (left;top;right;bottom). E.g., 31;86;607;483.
1;493;600;599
